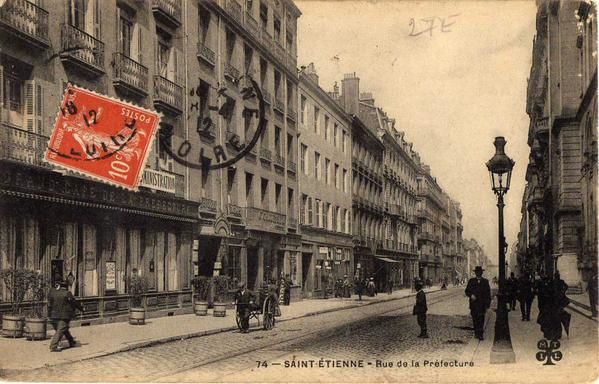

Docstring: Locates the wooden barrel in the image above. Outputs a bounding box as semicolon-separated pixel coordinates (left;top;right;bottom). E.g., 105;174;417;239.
194;301;208;316
1;315;24;338
213;303;227;317
129;307;146;325
24;317;47;341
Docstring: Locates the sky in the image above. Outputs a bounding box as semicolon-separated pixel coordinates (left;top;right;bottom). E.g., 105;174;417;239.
295;0;537;263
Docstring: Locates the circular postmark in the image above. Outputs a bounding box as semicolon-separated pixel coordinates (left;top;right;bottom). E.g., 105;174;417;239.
158;75;266;170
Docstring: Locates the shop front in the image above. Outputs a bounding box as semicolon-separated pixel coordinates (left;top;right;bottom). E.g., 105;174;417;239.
0;163;198;323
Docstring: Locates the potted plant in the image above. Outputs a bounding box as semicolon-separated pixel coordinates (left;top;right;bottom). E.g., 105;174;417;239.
191;276;211;316
0;268;32;338
24;271;49;341
212;275;231;317
128;274;148;325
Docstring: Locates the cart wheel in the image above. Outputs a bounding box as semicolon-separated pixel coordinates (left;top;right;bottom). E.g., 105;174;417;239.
235;306;242;331
263;296;275;330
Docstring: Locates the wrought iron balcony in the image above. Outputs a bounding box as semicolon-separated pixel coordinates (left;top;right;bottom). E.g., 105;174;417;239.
260;147;272;162
227;203;245;219
60;24;105;75
199;197;217;213
153;75;183;115
274;152;285;168
274;98;285;114
151;0;182;28
287;160;297;174
286;105;297;121
224;63;240;83
0;0;49;48
225;0;242;23
197;42;216;67
244;12;260;39
0;123;51;169
113;53;148;97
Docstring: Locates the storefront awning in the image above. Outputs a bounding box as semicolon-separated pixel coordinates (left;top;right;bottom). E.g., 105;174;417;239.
375;256;401;263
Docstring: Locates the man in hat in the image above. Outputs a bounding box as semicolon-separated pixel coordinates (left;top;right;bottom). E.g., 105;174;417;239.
234;281;255;333
465;266;491;340
413;280;428;338
47;280;84;352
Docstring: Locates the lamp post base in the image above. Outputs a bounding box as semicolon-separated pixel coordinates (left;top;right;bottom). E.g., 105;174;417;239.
490;339;516;364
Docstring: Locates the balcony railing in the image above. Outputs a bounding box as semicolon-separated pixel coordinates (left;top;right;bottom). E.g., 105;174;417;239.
224;63;240;83
113;53;149;96
197;42;216;66
151;0;182;28
260;147;272;162
0;0;49;47
286;105;297;121
227;203;244;219
288;216;297;229
60;24;105;75
274;152;285;168
0;123;51;169
287;160;297;174
274;98;285;113
225;0;242;23
199;197;217;213
261;90;272;105
153;75;183;115
244;12;260;39
536;117;549;136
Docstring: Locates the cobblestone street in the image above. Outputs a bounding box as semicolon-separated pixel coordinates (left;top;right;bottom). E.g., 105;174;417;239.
3;289;460;382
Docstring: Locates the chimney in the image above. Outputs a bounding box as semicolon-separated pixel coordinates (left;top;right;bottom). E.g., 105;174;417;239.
304;63;319;85
327;81;340;100
360;92;375;106
341;72;360;115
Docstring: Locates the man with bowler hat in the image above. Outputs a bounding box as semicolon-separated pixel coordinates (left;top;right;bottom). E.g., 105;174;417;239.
465;266;491;340
47;280;84;352
413;280;428;338
234;281;255;333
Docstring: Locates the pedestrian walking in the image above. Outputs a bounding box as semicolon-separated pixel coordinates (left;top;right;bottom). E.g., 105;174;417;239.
506;272;517;311
343;275;352;298
47;280;84;352
413;281;429;338
367;277;377;297
387;278;393;295
536;275;562;341
234;281;255;333
588;268;598;318
354;276;364;301
517;272;535;321
464;266;491;340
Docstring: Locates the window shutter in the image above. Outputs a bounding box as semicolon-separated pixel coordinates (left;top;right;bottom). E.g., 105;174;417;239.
24;81;43;134
93;0;101;39
137;25;143;64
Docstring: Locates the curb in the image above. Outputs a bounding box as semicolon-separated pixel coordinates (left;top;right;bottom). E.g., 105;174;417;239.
567;297;598;322
2;287;446;374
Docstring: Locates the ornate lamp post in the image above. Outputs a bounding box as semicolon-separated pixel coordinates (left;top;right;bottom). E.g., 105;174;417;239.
486;136;516;364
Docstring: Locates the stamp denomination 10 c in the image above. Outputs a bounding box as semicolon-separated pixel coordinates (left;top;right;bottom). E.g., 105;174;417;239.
44;85;160;191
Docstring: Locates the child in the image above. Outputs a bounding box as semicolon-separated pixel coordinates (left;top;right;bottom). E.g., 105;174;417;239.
413;281;429;338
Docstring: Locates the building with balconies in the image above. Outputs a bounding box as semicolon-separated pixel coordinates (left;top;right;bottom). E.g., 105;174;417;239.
518;0;597;292
186;0;301;293
416;164;445;283
0;0;198;320
297;64;353;298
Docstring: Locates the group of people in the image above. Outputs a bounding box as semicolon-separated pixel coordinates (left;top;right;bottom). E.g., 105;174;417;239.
333;275;353;298
353;276;378;300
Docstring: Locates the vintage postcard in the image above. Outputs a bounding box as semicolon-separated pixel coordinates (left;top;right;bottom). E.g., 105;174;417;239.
0;0;597;383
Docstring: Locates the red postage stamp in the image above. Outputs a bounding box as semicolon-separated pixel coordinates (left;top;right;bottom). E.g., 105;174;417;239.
44;85;160;190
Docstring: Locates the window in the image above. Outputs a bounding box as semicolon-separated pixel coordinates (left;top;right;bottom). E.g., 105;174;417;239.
313;106;320;133
226;28;236;65
274;126;282;156
336;206;342;232
261;118;269;148
343;168;348;192
261;178;269;210
158;123;174;172
201;164;211;198
227;168;236;204
315;199;322;227
259;2;268;29
301;194;307;224
244;44;253;75
274;70;281;100
260;57;268;89
325;158;330;185
287;133;293;159
314;151;321;180
245;172;254;207
198;6;211;45
307;197;313;224
300;95;306;124
275;183;282;213
323;202;330;229
286;31;293;53
300;144;308;174
324;115;329;141
246;0;253;13
68;0;100;37
333;123;338;147
287;188;294;216
334;164;340;189
274;16;281;42
342;131;347;153
118;7;133;57
332;206;338;232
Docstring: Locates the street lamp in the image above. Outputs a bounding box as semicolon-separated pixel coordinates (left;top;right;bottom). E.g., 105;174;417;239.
486;136;516;364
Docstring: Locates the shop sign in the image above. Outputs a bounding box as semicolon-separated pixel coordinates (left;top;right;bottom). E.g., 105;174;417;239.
140;168;176;194
105;261;116;291
319;246;329;255
214;261;222;270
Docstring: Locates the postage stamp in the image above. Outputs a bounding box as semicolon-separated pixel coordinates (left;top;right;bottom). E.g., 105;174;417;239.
44;85;160;190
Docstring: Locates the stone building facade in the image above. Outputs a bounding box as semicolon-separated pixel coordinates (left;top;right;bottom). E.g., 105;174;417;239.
297;64;353;298
517;0;597;291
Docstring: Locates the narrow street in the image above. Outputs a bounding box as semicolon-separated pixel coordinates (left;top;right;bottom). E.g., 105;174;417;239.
5;289;465;382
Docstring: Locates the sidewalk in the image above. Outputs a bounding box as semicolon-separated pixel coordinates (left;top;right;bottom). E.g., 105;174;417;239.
458;296;599;383
0;286;441;372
